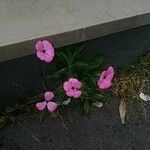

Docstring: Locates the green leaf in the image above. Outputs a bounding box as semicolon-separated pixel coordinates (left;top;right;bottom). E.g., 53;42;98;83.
88;55;103;70
46;68;67;79
57;51;70;65
84;100;90;114
74;62;89;68
71;45;85;63
91;93;104;101
26;94;42;104
0;116;8;129
72;62;89;77
86;74;97;84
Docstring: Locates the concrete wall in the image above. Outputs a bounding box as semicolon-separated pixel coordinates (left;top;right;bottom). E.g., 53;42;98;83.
1;0;150;62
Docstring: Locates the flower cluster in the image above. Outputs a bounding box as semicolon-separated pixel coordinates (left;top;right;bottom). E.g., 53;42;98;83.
35;40;115;113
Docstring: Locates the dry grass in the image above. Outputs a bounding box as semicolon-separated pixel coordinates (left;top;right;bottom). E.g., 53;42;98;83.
111;52;150;102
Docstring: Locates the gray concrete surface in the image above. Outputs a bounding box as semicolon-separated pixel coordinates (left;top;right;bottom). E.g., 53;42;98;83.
0;0;150;62
0;25;150;102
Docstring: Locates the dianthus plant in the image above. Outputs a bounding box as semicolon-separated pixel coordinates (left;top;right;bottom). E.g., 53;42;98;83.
34;40;114;114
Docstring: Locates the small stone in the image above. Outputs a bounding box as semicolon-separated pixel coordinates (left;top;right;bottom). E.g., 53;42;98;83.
93;102;103;108
139;92;150;101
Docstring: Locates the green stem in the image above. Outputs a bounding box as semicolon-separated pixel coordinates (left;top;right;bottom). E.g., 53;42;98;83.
42;65;47;91
36;59;47;91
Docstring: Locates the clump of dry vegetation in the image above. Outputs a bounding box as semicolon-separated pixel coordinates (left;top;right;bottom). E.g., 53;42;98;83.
112;52;150;102
111;52;150;124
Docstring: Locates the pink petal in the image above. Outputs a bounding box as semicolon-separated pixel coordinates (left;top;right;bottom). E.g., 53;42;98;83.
99;66;114;83
105;66;114;81
68;78;82;89
66;89;75;97
36;101;46;111
46;49;55;57
44;53;54;63
100;71;106;81
35;41;43;51
47;102;57;112
98;79;112;89
44;91;54;101
68;78;77;82
37;51;45;60
73;90;82;98
63;81;72;92
43;40;54;52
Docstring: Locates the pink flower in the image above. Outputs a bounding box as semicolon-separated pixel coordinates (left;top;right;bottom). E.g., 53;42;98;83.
97;66;114;89
36;91;57;112
35;40;55;63
63;78;82;98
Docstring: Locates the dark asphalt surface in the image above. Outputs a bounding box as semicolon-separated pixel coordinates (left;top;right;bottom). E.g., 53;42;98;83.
0;99;150;150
